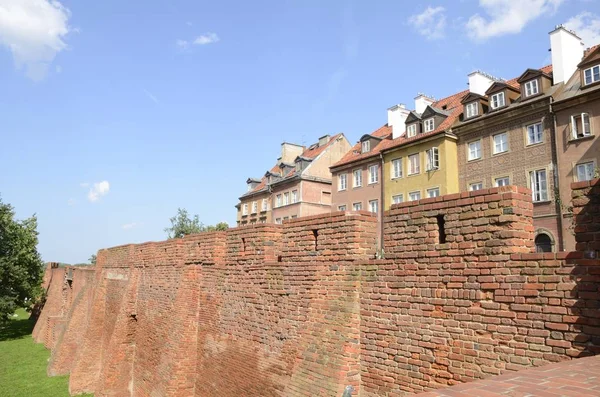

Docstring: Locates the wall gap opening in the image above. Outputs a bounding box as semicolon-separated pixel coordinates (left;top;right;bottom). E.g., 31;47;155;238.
436;215;446;244
312;229;319;251
242;237;246;252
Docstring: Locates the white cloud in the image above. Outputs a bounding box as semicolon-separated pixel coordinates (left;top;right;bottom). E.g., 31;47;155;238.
193;32;219;45
466;0;564;41
408;6;447;40
67;198;76;206
87;181;110;202
122;222;137;230
0;0;72;80
176;39;189;50
143;89;159;104
565;12;600;47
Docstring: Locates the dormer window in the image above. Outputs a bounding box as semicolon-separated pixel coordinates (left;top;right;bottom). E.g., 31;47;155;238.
407;124;417;137
424;118;434;132
361;140;370;153
524;80;539;97
584;65;600;85
465;102;478;118
490;92;505;109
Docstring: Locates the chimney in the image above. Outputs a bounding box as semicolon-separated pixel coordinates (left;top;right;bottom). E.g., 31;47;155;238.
414;94;435;114
387;104;410;139
468;70;497;95
550;25;584;85
318;134;330;147
280;142;304;164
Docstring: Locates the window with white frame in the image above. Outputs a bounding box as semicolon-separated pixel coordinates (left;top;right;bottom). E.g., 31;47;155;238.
576;162;595;182
391;158;402;179
465;102;478;118
283;192;289;205
571;113;592;139
291;190;298;203
338;173;347;191
426;147;439;171
338;205;347;211
490;91;505;109
424;118;435;132
392;194;403;204
369;199;378;213
276;194;282;207
275;218;282;224
251;201;257;214
353;169;362;187
353;202;362;211
368;164;378;184
427;187;440;198
408;153;420;175
469;182;483;191
530;169;548;202
409;191;421;201
362;140;370;153
242;203;248;215
407;123;417;137
495;177;510;187
527;122;543;145
584;65;600;85
493;133;508;154
261;198;268;211
468;140;481;161
524;80;539;97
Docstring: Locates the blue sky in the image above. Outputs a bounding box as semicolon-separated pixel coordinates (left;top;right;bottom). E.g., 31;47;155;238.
0;0;599;264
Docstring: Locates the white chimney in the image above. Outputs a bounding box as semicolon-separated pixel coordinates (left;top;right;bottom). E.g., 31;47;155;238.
387;104;410;139
468;71;497;95
414;94;434;114
550;25;584;85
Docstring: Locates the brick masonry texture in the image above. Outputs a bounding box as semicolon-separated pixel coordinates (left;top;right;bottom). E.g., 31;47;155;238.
34;180;600;396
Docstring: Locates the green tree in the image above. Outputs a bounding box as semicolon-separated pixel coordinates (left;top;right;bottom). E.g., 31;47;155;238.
0;197;44;323
205;222;229;232
89;254;97;265
164;208;229;238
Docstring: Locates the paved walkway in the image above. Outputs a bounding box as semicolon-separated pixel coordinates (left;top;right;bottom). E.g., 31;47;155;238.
416;356;600;397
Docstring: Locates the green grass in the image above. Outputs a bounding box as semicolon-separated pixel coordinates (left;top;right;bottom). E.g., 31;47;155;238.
0;308;92;397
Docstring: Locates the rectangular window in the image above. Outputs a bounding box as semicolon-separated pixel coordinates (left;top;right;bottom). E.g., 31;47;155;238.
338;173;347;191
276;194;282;207
291;215;297;219
490;91;505;109
469;182;483;191
353;202;362;211
368;164;379;184
275;218;282;224
291;190;298;203
584;65;600;85
408;153;420;175
242;203;248;215
527;122;543;145
369;199;378;213
409;191;421;201
392;194;403;204
571;113;592;139
362;140;370;153
493;133;508;154
576;162;595;182
465;102;478;118
468;140;481;160
524;79;539;97
353;169;362;187
338;205;347;211
261;198;268;211
424;118;435;132
530;169;548;202
427;188;440;198
426;147;439;171
495;177;510;187
283;192;289;205
407;124;417;137
391;158;403;179
251;201;257;214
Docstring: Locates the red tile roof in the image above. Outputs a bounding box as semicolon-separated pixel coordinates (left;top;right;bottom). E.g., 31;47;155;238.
331;124;392;169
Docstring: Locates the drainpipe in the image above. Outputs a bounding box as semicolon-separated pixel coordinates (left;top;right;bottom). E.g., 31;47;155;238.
549;96;565;251
379;152;385;255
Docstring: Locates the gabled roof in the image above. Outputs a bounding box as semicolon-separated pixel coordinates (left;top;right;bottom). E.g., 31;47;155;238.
421;105;451;119
359;133;383;142
516;68;551;83
578;44;600;68
460;92;487;104
246;177;261;184
331;124;392;169
485;81;519;95
405;111;422;123
505;64;553;89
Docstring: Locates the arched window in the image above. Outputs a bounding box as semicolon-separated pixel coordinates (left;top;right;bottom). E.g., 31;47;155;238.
535;233;553;253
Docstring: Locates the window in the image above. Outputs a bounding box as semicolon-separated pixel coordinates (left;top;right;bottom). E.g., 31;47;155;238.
427;188;440;198
276;194;282;207
369;200;378;213
391;158;403;179
368;164;378;184
338;205;347;211
490;92;505;109
251;201;257;214
362;140;370;153
529;169;548;202
584;65;600;85
247;184;252;192
571;113;592;139
576;162;595;182
353;202;362;211
524;80;539;97
426;147;439;171
407;124;417;137
242;203;248;215
535;233;553;253
468;140;481;161
392;194;403;204
353;169;362;187
469;182;483;191
291;215;297;219
465;102;478;118
408;153;420;175
338;173;347;191
493;133;508;154
283;192;289;205
409;191;421;201
261;199;268;211
495;177;510;187
291;190;298;203
275;218;282;224
527;122;543;145
424;118;435;132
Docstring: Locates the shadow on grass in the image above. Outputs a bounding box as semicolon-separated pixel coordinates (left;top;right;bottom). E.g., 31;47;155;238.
0;310;35;342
